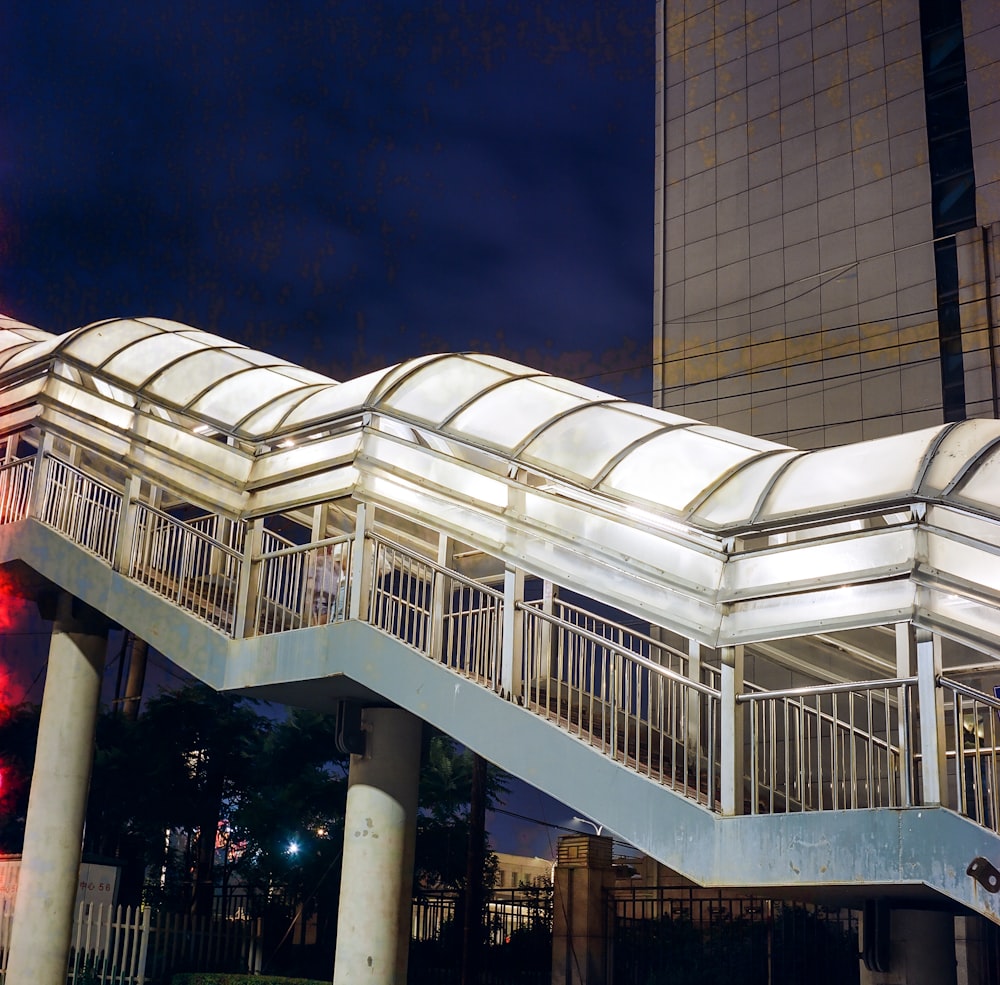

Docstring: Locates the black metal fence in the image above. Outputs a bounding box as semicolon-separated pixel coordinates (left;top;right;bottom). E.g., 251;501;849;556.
610;888;860;985
409;886;553;985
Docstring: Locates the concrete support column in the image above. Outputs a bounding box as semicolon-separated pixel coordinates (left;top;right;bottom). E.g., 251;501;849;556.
551;834;615;985
333;707;421;985
6;593;107;985
860;908;957;985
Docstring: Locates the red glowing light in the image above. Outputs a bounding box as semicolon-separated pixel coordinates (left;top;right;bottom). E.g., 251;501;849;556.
0;569;24;635
0;571;30;815
0;568;33;716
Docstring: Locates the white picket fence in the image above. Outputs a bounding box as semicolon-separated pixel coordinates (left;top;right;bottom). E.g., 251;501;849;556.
0;901;259;985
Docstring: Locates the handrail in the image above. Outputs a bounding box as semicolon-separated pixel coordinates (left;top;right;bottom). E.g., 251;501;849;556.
132;501;242;559
738;676;917;703
744;676;913;814
257;533;352;562
528;595;692;671
519;597;720;808
516;599;719;698
936;675;1000;832
368;531;505;601
938;674;1000;708
253;535;353;635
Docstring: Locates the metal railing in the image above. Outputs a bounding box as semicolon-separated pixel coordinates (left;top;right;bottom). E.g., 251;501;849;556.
521;602;720;808
254;536;352;635
126;503;243;635
939;676;1000;833
368;536;504;689
15;448;1000;841
0;900;258;985
0;457;33;524
611;887;860;985
740;678;915;814
546;598;691;677
411;887;551;945
67;903;150;985
40;457;122;563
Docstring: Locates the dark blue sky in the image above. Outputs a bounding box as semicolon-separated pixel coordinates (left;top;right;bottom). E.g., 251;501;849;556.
2;0;656;856
3;0;655;400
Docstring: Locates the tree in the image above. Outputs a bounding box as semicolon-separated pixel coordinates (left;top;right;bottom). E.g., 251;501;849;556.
0;702;39;853
82;683;268;915
415;733;504;890
231;709;349;909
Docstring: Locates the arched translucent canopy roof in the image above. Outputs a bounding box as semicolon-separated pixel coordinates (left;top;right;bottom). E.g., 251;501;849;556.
3;316;1000;534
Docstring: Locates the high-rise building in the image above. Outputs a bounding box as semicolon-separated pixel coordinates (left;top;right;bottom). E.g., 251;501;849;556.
653;0;1000;447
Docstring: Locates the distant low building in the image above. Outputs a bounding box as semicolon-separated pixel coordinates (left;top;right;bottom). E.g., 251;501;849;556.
493;851;553;889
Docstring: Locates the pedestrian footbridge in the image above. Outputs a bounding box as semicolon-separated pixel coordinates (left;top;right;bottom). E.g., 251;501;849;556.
3;315;1000;924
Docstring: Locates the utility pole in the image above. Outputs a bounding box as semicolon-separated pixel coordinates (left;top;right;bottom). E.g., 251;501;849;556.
460;752;488;985
121;634;148;721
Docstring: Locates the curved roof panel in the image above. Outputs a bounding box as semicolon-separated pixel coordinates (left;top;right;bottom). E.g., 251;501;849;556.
0;316;59;373
2;315;1000;536
519;404;662;484
757;428;944;522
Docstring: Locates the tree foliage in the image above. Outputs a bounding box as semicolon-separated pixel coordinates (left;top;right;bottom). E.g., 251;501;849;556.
415;732;506;890
4;683;509;936
0;701;39;853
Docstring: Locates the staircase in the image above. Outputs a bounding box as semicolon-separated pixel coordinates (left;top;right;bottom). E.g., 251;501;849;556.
3;316;1000;926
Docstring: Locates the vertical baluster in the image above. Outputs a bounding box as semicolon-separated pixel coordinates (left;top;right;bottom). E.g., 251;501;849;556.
767;698;776;813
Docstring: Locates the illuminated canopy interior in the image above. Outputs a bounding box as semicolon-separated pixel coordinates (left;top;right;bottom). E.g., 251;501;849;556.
2;313;1000;656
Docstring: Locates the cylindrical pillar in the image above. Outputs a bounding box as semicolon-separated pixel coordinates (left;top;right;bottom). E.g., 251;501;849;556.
6;593;107;985
333;707;422;985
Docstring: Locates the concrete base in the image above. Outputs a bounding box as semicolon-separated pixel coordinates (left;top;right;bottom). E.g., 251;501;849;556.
551;835;616;985
333;707;421;985
5;593;106;985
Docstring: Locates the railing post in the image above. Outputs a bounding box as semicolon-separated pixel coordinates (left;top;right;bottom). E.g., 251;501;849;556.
539;580;555;680
112;473;142;574
28;431;54;521
501;565;525;701
136;905;151;985
720;644;744;816
348;502;373;622
235;518;264;639
687;639;703;754
915;628;947;806
895;622;916;806
428;534;451;661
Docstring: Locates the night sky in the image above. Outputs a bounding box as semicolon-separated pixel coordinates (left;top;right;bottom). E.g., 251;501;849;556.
2;1;656;856
4;0;655;400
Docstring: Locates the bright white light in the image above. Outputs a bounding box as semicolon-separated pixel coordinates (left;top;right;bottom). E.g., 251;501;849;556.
286;840;300;856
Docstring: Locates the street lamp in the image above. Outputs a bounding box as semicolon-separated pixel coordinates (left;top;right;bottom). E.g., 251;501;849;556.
572;816;604;836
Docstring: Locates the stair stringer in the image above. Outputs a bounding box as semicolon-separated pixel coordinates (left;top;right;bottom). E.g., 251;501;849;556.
225;618;1000;926
4;519;1000;924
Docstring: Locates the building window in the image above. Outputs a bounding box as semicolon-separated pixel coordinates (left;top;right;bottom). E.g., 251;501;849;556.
920;0;975;418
